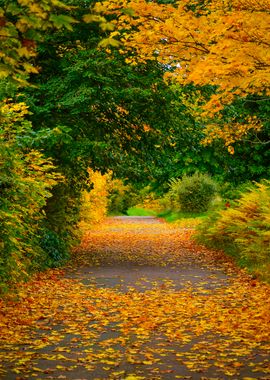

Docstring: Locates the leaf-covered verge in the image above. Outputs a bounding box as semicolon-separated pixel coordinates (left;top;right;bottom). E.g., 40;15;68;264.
195;181;270;282
0;218;269;379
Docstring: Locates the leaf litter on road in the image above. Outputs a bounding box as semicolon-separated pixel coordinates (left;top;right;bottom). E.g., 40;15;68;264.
0;217;269;379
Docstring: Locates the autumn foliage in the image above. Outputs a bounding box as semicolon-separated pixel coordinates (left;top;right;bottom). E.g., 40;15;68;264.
96;0;270;145
97;0;270;97
196;181;270;281
80;169;110;227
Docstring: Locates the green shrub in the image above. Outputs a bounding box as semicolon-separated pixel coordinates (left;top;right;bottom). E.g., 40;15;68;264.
0;146;61;290
168;172;217;212
43;182;82;253
0;102;62;292
39;228;69;267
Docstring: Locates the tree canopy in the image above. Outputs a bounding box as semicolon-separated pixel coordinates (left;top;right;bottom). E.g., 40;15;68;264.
95;0;270;145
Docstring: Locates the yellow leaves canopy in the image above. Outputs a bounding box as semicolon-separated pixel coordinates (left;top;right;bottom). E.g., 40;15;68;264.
98;0;270;98
96;0;270;146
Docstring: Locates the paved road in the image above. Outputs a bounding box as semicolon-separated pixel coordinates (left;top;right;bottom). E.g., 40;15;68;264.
1;217;269;380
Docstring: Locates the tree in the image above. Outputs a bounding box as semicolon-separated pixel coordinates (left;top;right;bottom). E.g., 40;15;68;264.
0;0;80;288
23;17;176;181
0;0;79;89
96;0;270;145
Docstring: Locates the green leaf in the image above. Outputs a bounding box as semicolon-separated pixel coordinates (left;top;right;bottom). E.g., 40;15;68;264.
49;14;77;30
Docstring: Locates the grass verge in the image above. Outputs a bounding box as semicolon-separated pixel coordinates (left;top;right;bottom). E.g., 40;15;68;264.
127;207;157;217
158;210;210;222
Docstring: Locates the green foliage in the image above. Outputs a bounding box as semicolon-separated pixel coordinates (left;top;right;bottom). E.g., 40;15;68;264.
39;228;69;267
214;95;270;182
43;182;82;251
219;181;255;203
156;87;270;189
108;179;140;214
196;181;270;281
0;0;76;87
167;172;217;213
23;13;270;189
108;180;130;215
158;210;210;222
0;102;61;290
126;207;157;217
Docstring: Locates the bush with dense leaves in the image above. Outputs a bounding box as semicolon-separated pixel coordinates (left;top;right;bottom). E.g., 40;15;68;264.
134;185;163;213
39;228;69;267
196;181;270;280
0;102;61;291
167;172;217;212
108;179;140;215
79;169;110;227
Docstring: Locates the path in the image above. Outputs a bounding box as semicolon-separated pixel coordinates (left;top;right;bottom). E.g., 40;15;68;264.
0;217;269;379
